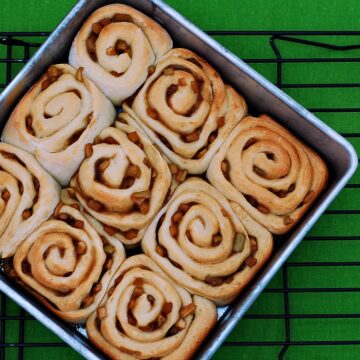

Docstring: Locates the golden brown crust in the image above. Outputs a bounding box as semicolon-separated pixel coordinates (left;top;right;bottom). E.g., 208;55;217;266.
69;4;173;105
129;48;247;174
86;254;217;359
142;177;273;305
207;114;328;234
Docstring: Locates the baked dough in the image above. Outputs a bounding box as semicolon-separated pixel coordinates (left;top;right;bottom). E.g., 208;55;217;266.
69;4;173;105
70;125;172;247
0;143;60;258
12;197;125;323
2;64;115;186
129;48;247;174
207;114;328;234
86;254;217;359
142;177;273;305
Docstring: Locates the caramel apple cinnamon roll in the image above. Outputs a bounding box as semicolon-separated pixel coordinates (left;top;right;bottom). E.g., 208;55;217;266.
116;110;189;185
2;64;115;186
0;143;60;258
70;125;172;247
142;178;273;305
86;254;217;360
207;115;328;234
12;200;125;323
69;4;173;105
129;48;248;174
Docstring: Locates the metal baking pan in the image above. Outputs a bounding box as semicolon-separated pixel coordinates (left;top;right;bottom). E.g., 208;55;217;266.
0;0;357;359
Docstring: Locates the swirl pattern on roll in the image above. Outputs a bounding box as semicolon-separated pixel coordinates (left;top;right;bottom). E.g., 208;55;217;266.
0;143;60;258
12;199;125;323
128;48;247;174
86;254;217;360
69;4;173;105
207;115;328;234
2;64;115;186
142;178;273;305
70;125;172;247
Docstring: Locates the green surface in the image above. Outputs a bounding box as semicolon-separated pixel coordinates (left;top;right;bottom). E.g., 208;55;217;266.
1;0;360;359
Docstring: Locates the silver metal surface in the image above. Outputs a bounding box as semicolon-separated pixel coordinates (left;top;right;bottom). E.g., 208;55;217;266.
0;0;357;359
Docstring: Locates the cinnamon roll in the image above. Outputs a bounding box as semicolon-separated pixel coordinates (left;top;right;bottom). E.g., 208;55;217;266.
0;143;60;258
86;254;217;360
207;114;328;234
128;48;247;174
116;109;189;185
12;199;125;323
70;125;172;247
69;4;173;105
142;178;273;305
2;64;116;186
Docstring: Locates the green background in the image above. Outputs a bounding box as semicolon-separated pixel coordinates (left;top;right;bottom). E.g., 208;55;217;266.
1;0;360;359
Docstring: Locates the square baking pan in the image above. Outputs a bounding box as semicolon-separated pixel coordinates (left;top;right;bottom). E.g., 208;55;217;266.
0;0;357;359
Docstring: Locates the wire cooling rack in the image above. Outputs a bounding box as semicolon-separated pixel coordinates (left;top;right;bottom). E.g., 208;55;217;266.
0;31;359;360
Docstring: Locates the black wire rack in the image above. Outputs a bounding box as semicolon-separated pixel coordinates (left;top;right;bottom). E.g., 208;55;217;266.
0;30;359;360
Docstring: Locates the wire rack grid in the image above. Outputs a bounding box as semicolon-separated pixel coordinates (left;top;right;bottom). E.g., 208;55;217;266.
0;30;359;360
